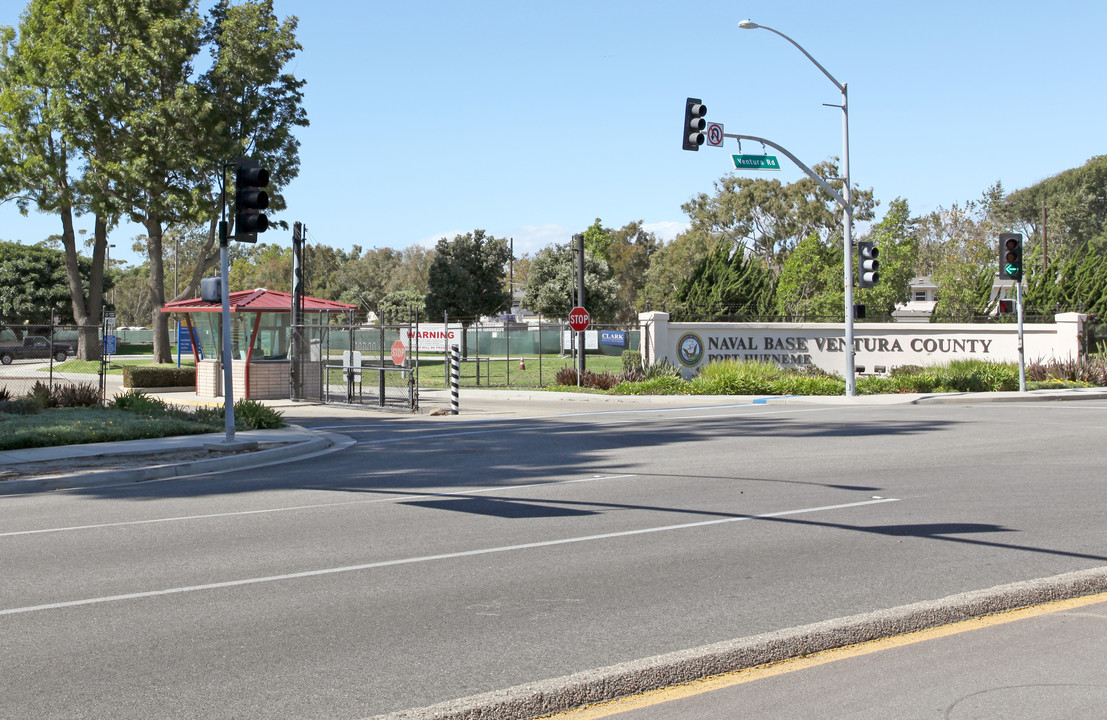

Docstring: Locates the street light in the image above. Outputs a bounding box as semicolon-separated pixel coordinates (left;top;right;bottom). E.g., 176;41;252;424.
738;19;857;396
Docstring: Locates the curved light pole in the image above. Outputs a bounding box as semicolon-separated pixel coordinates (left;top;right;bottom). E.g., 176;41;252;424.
739;20;856;396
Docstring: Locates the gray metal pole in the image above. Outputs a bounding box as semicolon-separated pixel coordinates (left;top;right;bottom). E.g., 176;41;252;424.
1016;280;1026;392
576;232;585;380
218;221;236;442
738;20;855;396
841;83;856;397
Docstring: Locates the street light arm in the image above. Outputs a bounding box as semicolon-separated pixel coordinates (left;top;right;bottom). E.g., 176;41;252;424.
723;132;849;211
741;22;844;93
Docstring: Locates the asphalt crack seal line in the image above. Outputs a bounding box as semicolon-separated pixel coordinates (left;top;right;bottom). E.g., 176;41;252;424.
364;566;1107;720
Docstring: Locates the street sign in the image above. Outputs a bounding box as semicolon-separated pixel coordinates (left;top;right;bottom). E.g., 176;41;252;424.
103;335;116;355
733;154;781;171
177;323;193;353
705;122;724;147
568;307;590;332
390;340;406;366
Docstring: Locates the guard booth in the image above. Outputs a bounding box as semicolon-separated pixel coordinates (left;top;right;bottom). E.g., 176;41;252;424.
162;288;356;400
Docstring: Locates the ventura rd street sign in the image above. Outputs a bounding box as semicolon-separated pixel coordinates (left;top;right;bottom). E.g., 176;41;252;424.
733;154;781;171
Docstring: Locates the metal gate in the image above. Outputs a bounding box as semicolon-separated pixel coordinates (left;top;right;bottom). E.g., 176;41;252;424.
290;319;418;411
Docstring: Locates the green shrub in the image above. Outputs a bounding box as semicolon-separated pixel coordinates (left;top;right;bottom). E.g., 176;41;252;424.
612;375;690;395
0;397;42;415
641;358;682;380
233;399;285;430
112;389;170;415
555;366;579;386
580;370;620;391
621;350;643;375
0;387;10;402
28;381;53;409
52;382;102;408
1027;356;1107;386
768;375;845;396
123;365;196;388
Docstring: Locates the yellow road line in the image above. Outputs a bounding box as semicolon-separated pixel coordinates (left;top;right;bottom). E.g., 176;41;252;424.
542;592;1107;720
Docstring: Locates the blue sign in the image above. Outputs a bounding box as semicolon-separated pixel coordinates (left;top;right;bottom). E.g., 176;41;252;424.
177;323;193;353
600;330;626;347
103;335;117;355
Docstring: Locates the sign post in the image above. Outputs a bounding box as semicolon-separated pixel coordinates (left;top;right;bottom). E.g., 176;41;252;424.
569;306;589;387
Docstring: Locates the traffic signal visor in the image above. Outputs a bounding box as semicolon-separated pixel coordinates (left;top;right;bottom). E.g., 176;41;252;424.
1000;233;1023;280
683;98;707;151
858;242;880;288
235;165;270;242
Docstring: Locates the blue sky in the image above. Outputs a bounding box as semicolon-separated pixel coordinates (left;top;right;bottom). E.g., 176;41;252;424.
2;0;1105;268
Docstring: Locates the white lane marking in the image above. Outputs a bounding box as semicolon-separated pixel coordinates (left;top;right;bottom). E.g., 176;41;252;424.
0;475;638;539
0;498;897;617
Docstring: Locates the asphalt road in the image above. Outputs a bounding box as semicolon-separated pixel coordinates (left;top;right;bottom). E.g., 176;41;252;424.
2;398;1106;719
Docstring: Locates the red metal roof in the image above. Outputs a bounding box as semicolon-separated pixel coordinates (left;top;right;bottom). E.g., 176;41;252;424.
161;288;357;314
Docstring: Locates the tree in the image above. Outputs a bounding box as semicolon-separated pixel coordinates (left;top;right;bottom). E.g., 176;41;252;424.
855;198;918;318
0;0;118;358
424;229;511;325
0;0;306;362
674;240;775;317
522;242;619;322
230;243;292;292
1000;155;1107;264
773;233;842;320
0;240;100;327
640;229;714;312
378;290;426;324
582;218;614;264
921;188;1003;320
607;220;660;322
682;161;877;266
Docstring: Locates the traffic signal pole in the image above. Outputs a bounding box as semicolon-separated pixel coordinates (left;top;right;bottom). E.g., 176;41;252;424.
724;131;856;392
1016;279;1026;392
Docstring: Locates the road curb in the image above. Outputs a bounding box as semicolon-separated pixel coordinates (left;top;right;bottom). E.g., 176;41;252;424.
0;430;347;495
370;566;1107;720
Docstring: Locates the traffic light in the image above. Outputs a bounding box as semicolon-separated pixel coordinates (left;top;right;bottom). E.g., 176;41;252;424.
998;298;1015;314
682;97;707;151
234;163;270;243
999;233;1023;280
858;242;880;289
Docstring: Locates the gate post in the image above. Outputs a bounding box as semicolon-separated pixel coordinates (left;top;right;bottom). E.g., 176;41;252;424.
450;344;460;415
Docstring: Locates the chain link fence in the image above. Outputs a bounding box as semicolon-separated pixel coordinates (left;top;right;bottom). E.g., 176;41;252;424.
0;321;103;401
290;320;418;410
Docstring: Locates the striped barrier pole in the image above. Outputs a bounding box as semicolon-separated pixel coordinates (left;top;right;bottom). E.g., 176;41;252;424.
450;344;460;415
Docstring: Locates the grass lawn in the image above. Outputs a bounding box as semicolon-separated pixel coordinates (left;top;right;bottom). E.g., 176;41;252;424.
0;406;219;451
50;358;196;375
410;353;623;388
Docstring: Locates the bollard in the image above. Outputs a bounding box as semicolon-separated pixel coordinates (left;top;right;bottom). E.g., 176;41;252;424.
450;344;460;415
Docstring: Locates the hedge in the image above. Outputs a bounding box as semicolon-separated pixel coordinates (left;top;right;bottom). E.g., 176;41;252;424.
122;366;196;388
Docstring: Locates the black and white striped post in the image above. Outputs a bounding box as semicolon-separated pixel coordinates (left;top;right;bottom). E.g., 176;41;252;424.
449;344;460;415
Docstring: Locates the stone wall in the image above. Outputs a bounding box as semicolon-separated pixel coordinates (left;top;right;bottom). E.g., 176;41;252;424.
640;312;1086;378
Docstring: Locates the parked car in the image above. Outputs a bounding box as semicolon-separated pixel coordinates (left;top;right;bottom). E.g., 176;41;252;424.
0;335;76;364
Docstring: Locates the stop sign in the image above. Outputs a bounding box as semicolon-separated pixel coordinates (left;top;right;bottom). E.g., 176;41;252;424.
390;340;406;365
568;306;590;332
